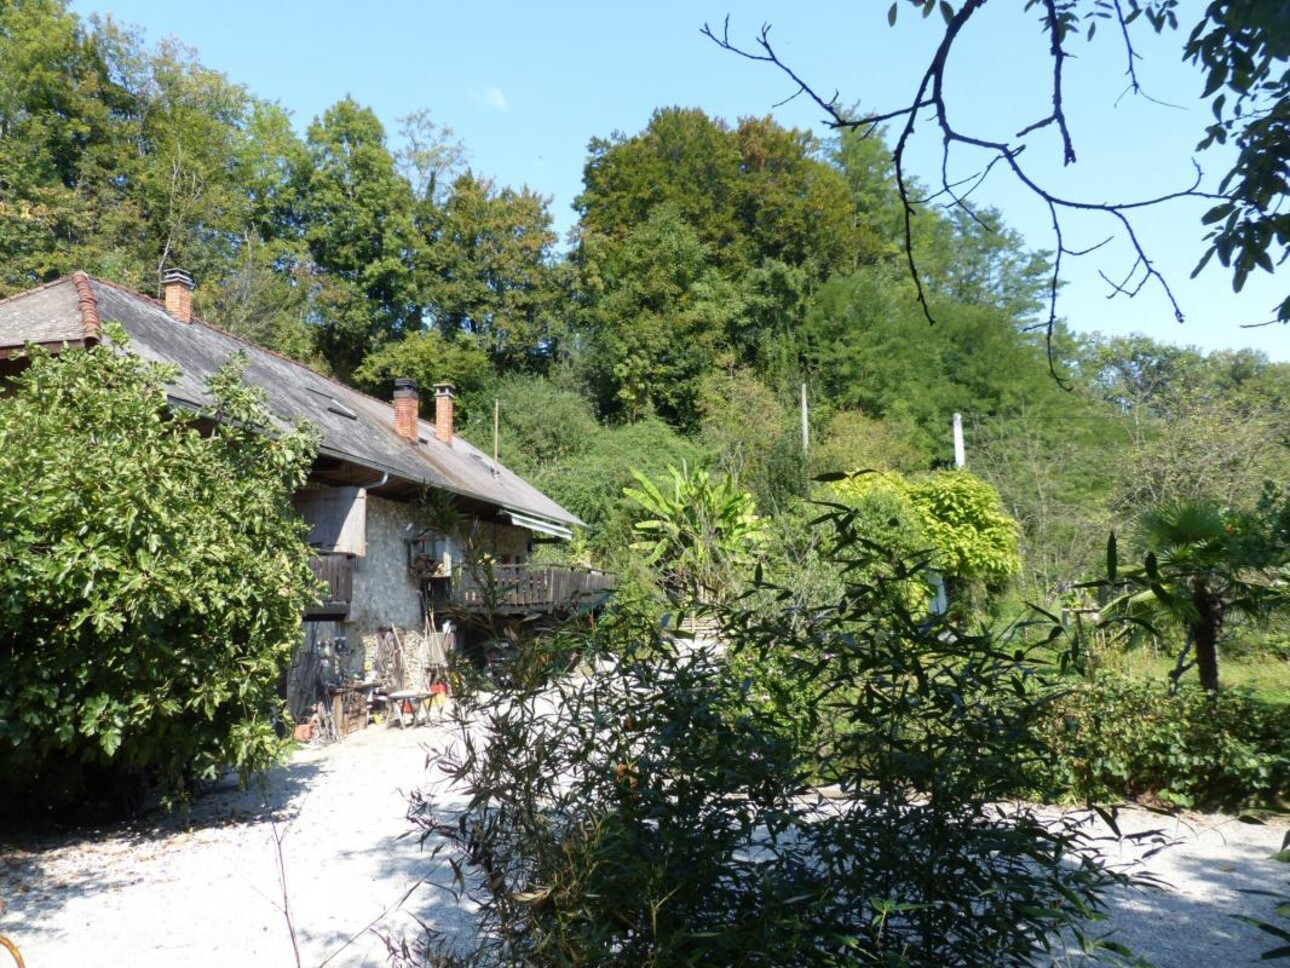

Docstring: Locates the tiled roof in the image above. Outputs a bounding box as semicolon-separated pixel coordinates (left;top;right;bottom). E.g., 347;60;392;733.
0;274;581;529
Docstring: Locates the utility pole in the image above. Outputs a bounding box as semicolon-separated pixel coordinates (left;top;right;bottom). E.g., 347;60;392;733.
493;399;500;476
953;412;965;468
800;382;809;455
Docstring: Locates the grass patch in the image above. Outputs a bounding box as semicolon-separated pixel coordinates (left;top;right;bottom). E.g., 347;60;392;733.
1092;648;1290;707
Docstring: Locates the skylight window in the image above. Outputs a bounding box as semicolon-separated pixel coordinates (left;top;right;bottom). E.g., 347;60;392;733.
306;385;357;420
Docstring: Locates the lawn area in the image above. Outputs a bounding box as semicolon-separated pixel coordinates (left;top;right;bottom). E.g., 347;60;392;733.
1093;647;1290;707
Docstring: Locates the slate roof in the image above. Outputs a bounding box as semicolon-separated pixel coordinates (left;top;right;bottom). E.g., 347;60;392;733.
0;274;580;531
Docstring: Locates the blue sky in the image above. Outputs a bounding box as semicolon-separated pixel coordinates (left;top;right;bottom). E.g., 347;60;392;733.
74;0;1289;361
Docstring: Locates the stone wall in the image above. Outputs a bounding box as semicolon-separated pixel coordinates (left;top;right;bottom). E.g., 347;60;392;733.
347;494;423;632
462;518;531;563
288;493;532;710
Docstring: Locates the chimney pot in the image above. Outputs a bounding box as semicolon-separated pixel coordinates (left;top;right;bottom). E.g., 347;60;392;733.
162;268;194;323
434;383;455;446
393;378;420;443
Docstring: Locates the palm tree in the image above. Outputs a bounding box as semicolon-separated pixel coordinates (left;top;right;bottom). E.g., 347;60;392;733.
1104;499;1287;693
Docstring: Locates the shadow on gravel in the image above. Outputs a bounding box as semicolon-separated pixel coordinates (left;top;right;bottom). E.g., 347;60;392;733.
0;756;326;932
1066;816;1289;967
295;827;478;966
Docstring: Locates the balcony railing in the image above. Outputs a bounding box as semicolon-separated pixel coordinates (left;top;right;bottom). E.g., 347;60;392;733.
451;564;616;614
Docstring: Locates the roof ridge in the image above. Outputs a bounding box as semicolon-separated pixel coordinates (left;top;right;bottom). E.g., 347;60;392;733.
72;272;102;346
79;276;537;506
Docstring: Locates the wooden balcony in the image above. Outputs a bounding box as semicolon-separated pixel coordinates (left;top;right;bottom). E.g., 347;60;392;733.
451;564;616;614
305;552;354;619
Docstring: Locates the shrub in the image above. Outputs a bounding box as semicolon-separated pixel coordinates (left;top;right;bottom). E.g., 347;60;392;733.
625;463;767;606
402;504;1140;966
1036;671;1290;809
0;332;318;817
831;469;1020;621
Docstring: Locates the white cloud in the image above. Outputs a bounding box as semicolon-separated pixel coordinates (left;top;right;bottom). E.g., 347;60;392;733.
472;86;507;112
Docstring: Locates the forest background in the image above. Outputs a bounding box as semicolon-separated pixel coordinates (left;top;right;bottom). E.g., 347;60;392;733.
3;0;1289;644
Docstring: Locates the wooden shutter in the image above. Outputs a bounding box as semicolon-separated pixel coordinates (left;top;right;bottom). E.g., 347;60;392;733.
295;486;367;557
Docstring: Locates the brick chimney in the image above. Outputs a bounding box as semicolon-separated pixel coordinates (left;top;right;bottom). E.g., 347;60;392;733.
393;378;420;444
162;268;194;323
434;383;455;445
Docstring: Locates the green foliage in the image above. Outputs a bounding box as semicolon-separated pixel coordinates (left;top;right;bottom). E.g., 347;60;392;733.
813;407;931;475
1035;671;1290;809
0;331;319;815
407;507;1139;967
625;464;766;606
834;469;1020;585
696;366;810;513
800;263;1062;447
577;108;860;281
819;474;937;614
420;172;565;371
1101;496;1290;692
905;471;1021;582
352;329;493;415
1088;334;1290;516
575;107;871;422
522;416;708;555
298;97;423;376
579;203;739;427
471;372;602;475
1183;0;1290;322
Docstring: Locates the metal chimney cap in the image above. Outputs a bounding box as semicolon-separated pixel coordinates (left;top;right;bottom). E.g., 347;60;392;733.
394;377;419;394
162;267;194;290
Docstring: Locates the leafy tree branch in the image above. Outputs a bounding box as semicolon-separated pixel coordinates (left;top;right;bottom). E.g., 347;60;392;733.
704;0;1281;378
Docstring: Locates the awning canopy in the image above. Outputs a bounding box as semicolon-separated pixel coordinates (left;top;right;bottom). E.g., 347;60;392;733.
503;507;574;541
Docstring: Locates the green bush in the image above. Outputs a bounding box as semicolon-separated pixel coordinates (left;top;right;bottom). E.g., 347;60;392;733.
403;505;1139;966
1036;671;1290;809
0;332;319;817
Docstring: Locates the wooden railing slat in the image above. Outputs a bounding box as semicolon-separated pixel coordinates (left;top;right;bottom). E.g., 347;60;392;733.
449;564;614;611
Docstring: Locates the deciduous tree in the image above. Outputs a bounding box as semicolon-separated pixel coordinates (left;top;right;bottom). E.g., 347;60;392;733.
420;172;564;371
297;98;423;376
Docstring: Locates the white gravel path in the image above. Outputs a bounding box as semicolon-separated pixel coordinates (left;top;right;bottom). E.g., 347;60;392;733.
0;722;471;967
1060;805;1289;966
1;720;1286;967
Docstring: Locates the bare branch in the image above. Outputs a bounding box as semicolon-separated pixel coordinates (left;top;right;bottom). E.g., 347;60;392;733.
705;3;1223;362
1030;0;1078;165
1112;0;1144;93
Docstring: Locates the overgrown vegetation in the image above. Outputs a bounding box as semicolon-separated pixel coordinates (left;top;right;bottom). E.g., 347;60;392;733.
403;509;1149;967
2;3;1287;639
1036;671;1290;809
0;331;318;818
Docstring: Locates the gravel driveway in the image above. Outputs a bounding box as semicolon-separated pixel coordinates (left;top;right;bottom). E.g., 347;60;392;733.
1;721;1286;967
0;722;469;967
